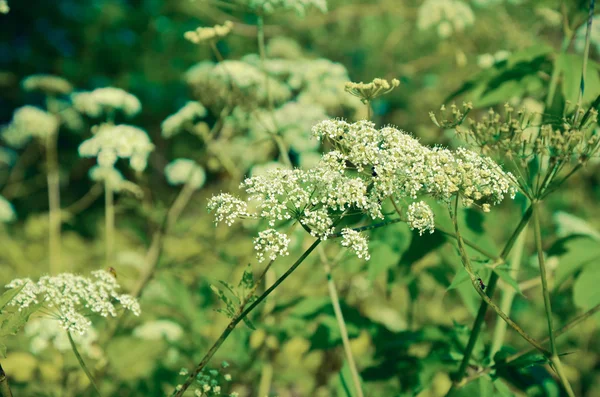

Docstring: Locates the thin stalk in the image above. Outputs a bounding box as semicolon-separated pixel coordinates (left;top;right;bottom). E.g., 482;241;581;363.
257;362;273;397
575;0;596;115
462;302;600;386
67;331;102;397
166;181;195;230
319;247;364;397
64;184;103;216
450;199;548;355
46;132;61;273
490;226;527;357
172;239;322;397
104;182;115;267
451;205;533;388
0;364;13;397
366;100;372;121
532;202;575;396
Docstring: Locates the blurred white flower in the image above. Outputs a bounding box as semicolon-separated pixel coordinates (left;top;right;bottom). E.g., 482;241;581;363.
161;101;207;138
1;106;59;147
71;87;141;118
25;318;102;359
78;124;154;172
22;74;73;95
0;0;9;14
133;319;183;342
164;159;206;190
0;194;16;223
249;0;327;16
417;0;475;38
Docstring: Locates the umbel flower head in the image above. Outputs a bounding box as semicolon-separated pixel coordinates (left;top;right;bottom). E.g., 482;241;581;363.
5;270;141;335
1;105;59;147
22;74;73;96
165;159;207;190
184;21;234;44
209;119;516;261
248;0;328;16
344;78;400;104
78;124;155;172
71;87;141;118
88;165;143;196
161;101;207;138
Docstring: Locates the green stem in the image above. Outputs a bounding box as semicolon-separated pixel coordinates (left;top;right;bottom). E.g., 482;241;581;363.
0;364;13;397
166;181;195;230
450;199;548;355
257;362;273;397
532;202;575;396
46;132;61;273
319;247;364;397
67;331;102;397
463;302;600;386
490;225;527;357
451;205;533;388
172;239;322;397
104;182;115;267
576;0;596;114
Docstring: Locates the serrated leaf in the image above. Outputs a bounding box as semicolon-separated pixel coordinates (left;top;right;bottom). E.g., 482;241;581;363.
210;284;236;314
0;285;25;312
218;280;240;305
0;303;42;337
239;264;255;292
493;268;522;295
242;317;256;330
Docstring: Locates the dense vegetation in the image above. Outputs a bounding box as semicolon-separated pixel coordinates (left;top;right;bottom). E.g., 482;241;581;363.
1;1;600;396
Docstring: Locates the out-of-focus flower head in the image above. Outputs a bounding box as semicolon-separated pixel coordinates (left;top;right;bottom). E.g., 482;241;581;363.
25;318;103;359
0;0;9;14
161;101;207;138
1;106;59;147
165;159;207;190
78;124;154;172
0;194;16;223
132;319;183;342
184;21;234;44
345;77;400;104
22;74;73;96
417;0;475;38
71;87;141;118
248;0;327;16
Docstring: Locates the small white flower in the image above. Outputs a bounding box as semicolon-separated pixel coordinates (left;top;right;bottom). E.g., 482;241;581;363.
253;229;291;262
340;228;370;260
207;193;249;226
132;320;183;342
161;101;207;138
5;270;141;335
406;201;435;235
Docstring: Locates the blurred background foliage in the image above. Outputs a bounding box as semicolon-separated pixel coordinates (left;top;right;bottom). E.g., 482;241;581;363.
1;0;600;396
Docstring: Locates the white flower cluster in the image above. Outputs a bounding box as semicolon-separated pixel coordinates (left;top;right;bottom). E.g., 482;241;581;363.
416;0;475;38
209;119;515;260
254;229;291;262
25;318;102;358
71;87;141;118
207;193;249;226
248;0;327;16
477;50;511;69
22;74;73;95
0;0;8;14
89;166;124;189
0;194;16;223
165;159;206;190
5;270;141;335
1;106;59;147
406;201;435;235
78;124;154;171
340;228;370;260
161;101;207;138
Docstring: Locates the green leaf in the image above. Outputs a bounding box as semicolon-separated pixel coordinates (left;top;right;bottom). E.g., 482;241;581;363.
552;237;600;287
557;54;600;104
553;211;600;240
447;267;471;290
493;268;522;295
0;303;42;337
242;317;256;330
367;241;402;281
218;280;240;305
0;342;6;358
210;284;236;315
239;264;255;292
289;297;330;318
573;265;600;314
0;285;26;312
106;336;166;381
